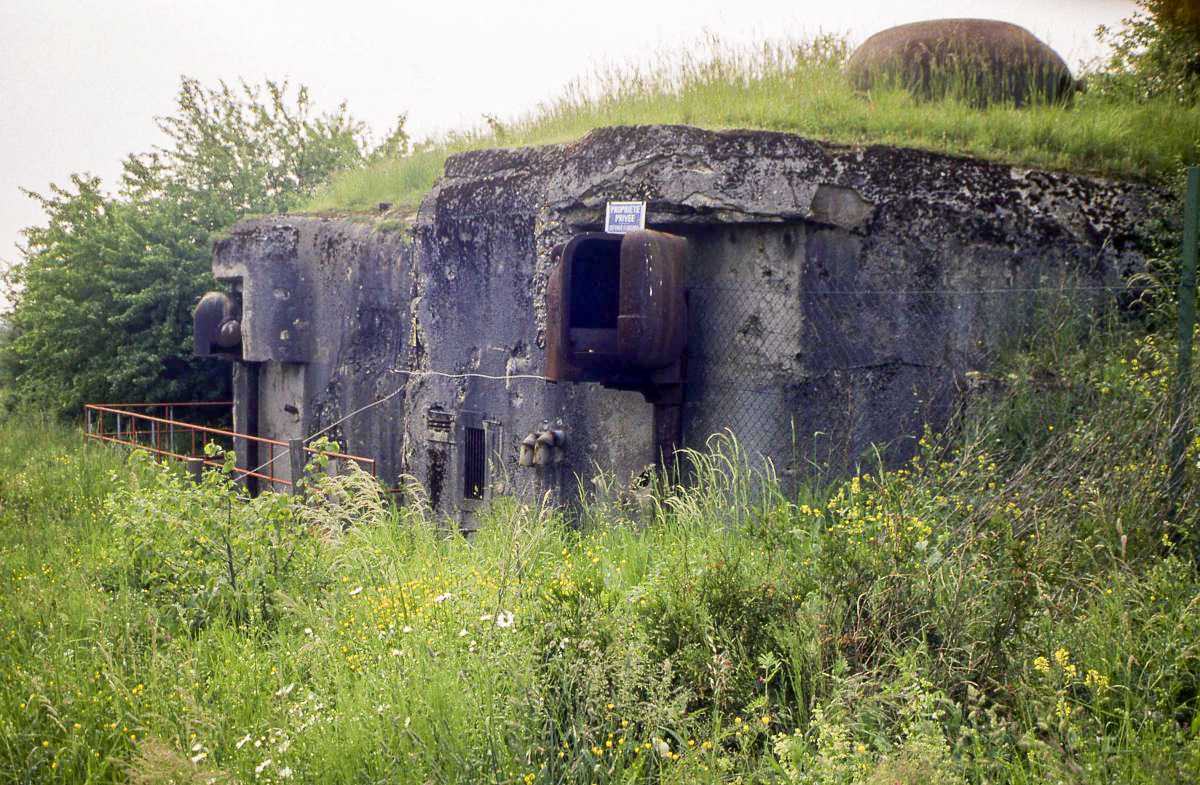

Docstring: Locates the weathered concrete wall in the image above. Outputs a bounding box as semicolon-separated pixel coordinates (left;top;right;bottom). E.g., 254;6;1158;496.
212;219;412;488
207;125;1158;518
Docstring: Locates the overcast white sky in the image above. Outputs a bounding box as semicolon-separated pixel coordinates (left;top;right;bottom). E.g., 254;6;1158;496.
0;0;1136;299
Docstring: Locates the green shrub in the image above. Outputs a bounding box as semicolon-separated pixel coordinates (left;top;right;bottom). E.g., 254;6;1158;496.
103;448;326;633
1092;0;1200;105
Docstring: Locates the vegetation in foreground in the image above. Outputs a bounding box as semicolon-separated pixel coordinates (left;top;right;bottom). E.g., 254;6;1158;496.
1;302;1198;784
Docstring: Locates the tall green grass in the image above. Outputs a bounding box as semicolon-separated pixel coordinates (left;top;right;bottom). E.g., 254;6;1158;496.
1;303;1198;783
303;33;1200;216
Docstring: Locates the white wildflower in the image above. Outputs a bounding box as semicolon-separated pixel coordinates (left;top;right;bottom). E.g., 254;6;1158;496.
349;585;363;596
235;734;252;750
274;682;295;698
255;758;272;774
495;611;514;628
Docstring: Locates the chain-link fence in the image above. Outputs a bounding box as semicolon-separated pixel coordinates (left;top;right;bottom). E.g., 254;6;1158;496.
683;277;1124;487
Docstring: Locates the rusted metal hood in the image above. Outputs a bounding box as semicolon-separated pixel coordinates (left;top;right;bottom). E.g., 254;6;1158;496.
546;229;688;385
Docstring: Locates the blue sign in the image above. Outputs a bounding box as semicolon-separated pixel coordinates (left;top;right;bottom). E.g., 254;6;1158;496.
605;201;646;234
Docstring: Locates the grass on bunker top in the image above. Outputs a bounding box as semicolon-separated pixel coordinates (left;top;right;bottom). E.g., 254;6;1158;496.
303;33;1199;215
1;300;1199;784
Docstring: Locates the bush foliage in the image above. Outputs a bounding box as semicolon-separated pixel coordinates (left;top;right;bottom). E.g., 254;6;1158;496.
1091;0;1200;104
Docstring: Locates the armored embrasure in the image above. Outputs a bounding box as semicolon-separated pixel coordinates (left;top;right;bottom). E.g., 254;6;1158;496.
193;291;241;359
546;229;688;388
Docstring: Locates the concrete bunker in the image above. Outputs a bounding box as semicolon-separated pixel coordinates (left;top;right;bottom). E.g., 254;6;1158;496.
195;125;1155;526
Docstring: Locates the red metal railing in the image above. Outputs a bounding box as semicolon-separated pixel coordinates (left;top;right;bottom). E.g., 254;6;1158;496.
84;402;375;491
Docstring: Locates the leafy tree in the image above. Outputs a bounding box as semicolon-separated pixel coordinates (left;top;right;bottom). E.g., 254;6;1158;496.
122;77;371;228
1;78;382;417
1093;0;1200;104
2;176;213;413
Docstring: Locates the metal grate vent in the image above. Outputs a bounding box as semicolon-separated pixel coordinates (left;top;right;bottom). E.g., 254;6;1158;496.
463;426;486;500
426;406;453;432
